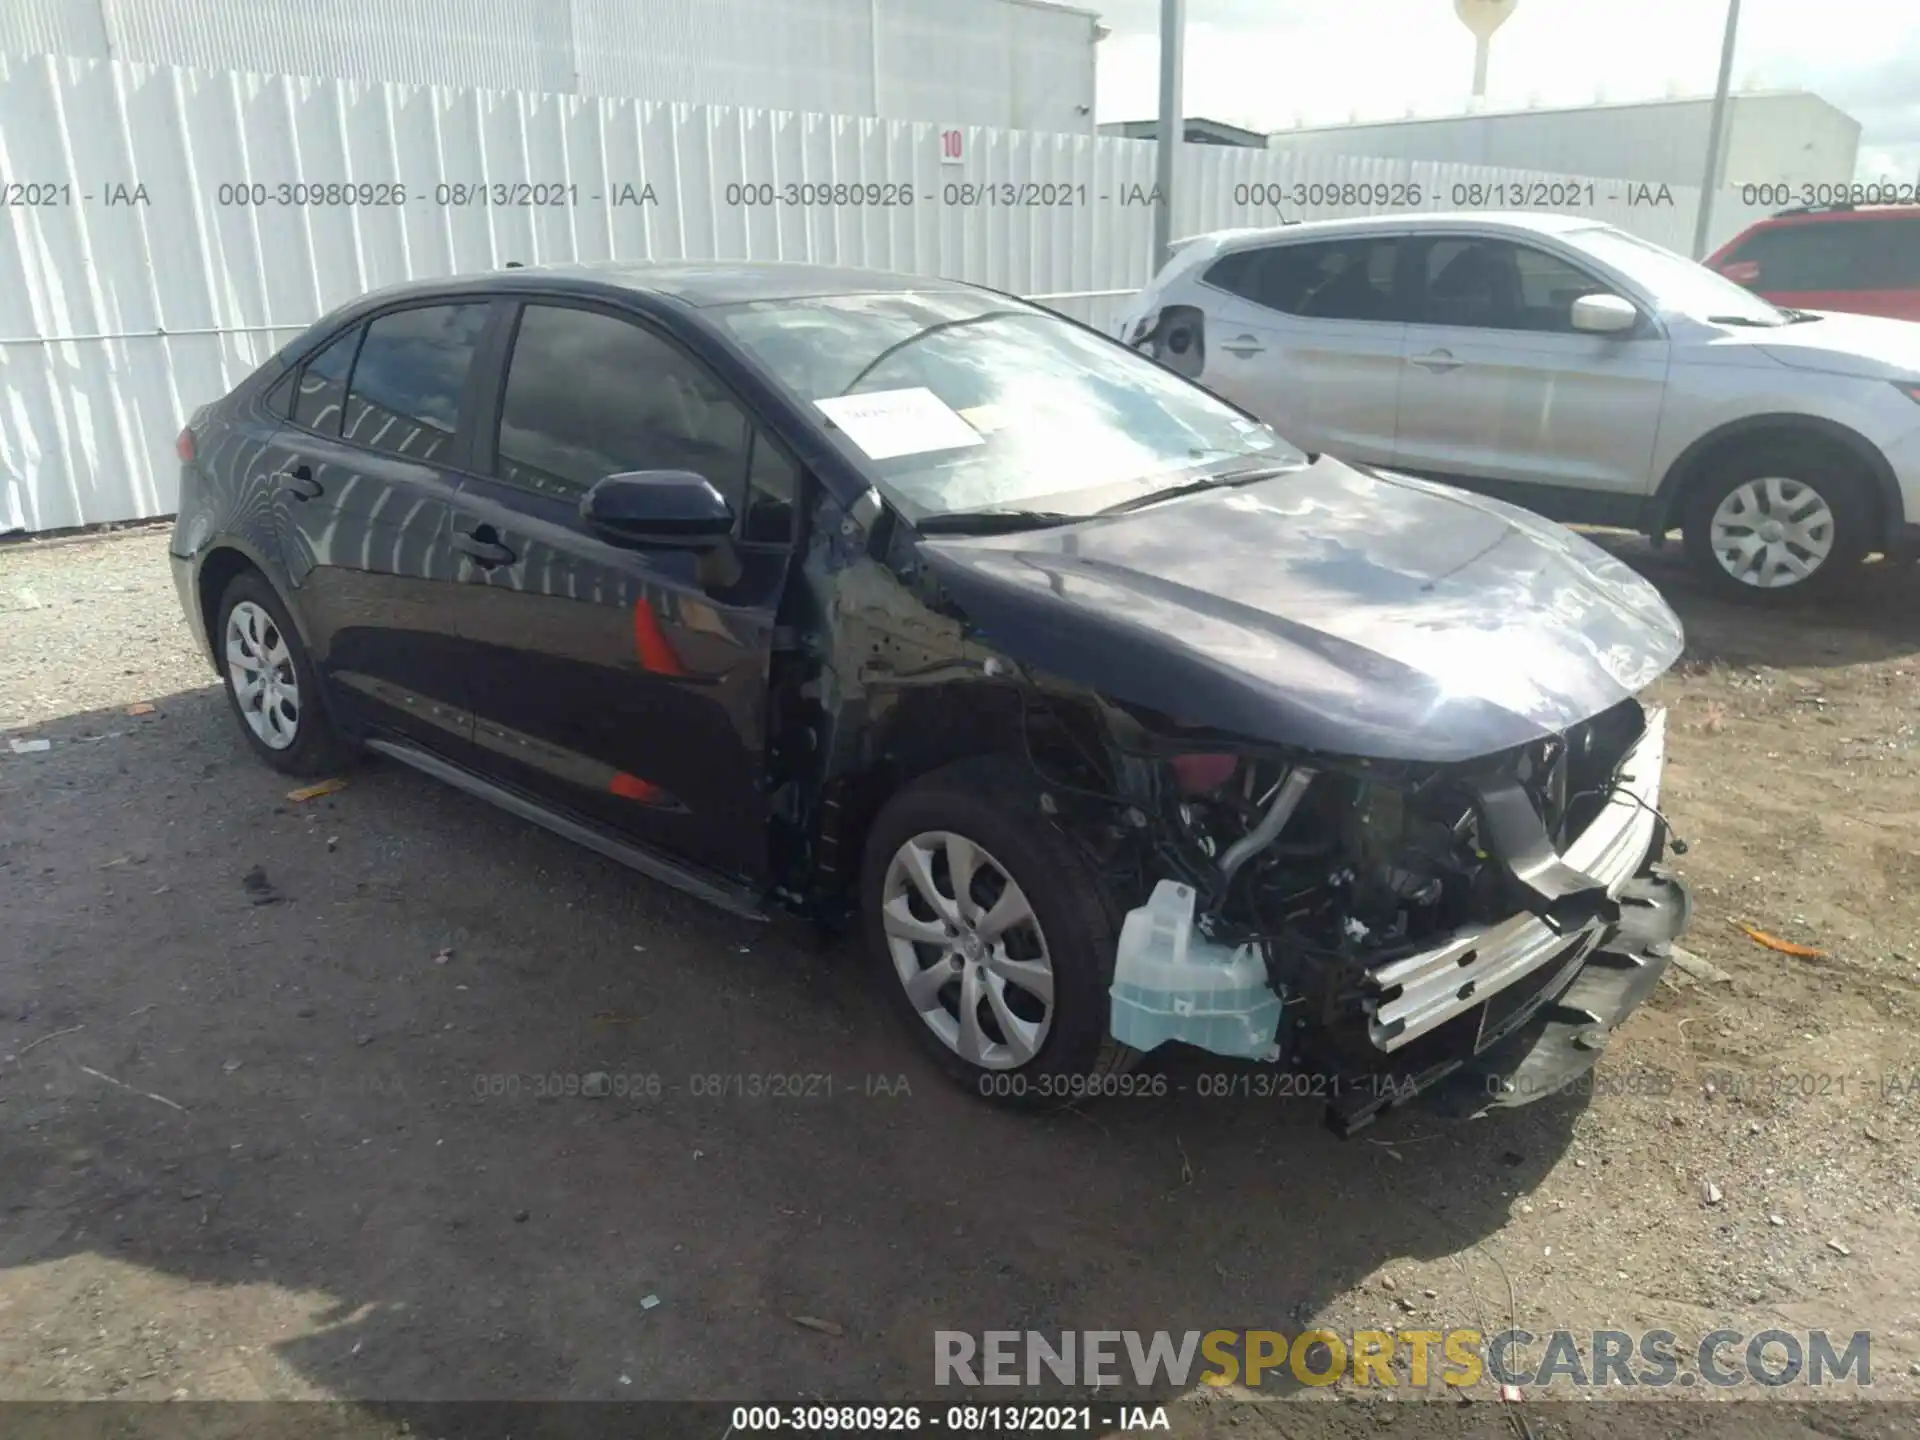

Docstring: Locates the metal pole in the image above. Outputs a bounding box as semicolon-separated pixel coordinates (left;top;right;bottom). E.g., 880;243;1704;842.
1472;37;1490;98
1691;0;1742;259
1152;0;1184;272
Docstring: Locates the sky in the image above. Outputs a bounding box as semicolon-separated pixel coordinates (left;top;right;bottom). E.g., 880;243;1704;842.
1092;0;1920;179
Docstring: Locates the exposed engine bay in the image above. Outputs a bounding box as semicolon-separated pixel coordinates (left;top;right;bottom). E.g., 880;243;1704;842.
1036;688;1682;1129
1111;694;1651;959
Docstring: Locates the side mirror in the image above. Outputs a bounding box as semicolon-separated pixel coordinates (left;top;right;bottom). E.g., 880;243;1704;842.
580;470;734;549
1720;259;1762;285
1570;293;1639;335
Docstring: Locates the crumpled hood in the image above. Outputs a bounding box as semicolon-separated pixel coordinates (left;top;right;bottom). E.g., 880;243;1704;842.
1753;312;1920;381
915;457;1684;763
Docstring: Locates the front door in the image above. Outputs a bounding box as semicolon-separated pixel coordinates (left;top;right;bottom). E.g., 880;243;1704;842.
272;301;496;758
448;300;797;885
1194;233;1408;465
1391;236;1669;502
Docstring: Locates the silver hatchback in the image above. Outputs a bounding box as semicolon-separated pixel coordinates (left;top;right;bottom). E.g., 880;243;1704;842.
1118;212;1920;598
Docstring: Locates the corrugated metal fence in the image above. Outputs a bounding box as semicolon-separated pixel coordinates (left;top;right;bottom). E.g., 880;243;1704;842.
0;0;1104;134
0;53;1771;533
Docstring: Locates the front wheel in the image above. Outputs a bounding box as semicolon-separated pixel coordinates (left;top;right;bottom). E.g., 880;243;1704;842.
859;756;1135;1107
1681;447;1870;599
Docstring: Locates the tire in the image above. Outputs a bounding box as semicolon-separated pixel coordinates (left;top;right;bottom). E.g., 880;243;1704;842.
859;755;1136;1108
1681;442;1872;600
213;570;347;777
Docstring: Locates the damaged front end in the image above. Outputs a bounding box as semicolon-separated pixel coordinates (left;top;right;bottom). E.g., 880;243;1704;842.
1095;696;1690;1133
774;455;1692;1129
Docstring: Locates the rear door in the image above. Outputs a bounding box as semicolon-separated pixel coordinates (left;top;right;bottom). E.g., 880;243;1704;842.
448;300;797;885
1391;235;1669;505
1192;234;1409;464
271;300;496;756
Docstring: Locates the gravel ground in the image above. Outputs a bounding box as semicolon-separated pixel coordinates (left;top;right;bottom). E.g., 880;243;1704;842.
1;525;1917;1429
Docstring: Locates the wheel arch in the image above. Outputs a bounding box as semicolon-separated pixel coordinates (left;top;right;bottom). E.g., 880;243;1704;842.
194;541;282;673
1649;413;1900;545
808;680;1105;917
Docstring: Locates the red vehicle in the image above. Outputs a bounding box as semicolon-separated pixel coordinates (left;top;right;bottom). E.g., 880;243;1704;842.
1708;205;1920;322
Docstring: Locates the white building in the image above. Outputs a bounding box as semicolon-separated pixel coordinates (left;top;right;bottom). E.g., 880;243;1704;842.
1269;91;1861;191
0;0;1104;133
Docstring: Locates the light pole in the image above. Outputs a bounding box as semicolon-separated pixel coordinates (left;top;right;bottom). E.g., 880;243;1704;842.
1691;0;1742;259
1152;0;1185;273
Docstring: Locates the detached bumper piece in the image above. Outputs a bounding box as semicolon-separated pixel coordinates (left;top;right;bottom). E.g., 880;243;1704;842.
1320;705;1686;1136
1323;866;1690;1135
1463;868;1690;1112
1365;707;1671;1054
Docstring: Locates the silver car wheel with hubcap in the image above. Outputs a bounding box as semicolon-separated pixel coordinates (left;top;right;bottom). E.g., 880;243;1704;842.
226;599;300;750
1709;476;1836;589
880;829;1054;1070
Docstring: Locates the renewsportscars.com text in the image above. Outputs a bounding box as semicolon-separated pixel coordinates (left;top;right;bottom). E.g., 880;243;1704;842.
935;1328;1873;1390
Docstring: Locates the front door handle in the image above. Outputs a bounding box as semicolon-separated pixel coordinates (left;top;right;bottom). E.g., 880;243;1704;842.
1222;334;1266;357
452;526;516;569
275;465;323;501
1411;349;1463;373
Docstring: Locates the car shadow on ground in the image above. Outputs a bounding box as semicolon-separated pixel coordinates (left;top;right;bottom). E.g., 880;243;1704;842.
1;683;1597;1415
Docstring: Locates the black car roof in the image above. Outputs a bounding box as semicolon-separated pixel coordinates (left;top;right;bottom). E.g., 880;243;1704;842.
355;259;983;310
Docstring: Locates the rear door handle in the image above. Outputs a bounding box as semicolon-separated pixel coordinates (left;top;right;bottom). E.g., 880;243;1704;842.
275;465;323;501
1222;334;1266;357
452;526;516;569
1411;349;1463;373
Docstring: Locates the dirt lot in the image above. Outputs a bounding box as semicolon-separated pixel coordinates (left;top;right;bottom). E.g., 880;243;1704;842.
1;526;1917;1427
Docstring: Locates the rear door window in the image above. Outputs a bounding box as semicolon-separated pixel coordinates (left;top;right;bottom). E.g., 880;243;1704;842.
290;327;362;436
341;303;490;462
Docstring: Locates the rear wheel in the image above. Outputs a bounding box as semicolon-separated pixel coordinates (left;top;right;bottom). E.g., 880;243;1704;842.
214;570;346;777
1681;444;1871;599
860;756;1135;1107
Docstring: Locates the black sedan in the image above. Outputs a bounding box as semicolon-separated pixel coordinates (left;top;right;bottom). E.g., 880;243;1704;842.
170;260;1692;1130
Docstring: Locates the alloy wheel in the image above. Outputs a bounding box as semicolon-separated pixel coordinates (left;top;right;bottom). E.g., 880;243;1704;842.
1709;477;1836;589
880;830;1055;1070
225;600;300;750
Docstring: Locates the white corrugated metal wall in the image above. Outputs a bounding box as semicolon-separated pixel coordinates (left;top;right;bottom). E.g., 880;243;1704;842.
0;53;1769;534
0;0;1102;131
572;0;873;117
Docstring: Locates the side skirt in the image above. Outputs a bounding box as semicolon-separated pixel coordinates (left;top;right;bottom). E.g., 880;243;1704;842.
363;736;768;921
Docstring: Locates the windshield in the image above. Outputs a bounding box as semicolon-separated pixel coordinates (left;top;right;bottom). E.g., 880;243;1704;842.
1564;225;1790;327
716;291;1303;521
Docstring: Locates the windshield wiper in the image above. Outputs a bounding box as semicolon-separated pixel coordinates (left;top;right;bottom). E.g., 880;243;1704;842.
1096;463;1302;516
1706;314;1786;328
916;508;1078;535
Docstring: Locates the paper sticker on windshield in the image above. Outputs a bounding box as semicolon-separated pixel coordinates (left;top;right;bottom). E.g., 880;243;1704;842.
957;403;1008;434
814;388;986;461
1232;417;1279;449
